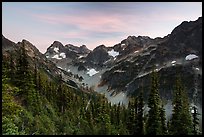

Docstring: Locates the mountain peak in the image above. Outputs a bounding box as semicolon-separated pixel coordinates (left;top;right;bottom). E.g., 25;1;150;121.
47;41;64;51
127;35;136;40
80;45;87;49
22;39;33;45
171;17;202;36
52;41;64;47
94;44;106;50
2;35;16;51
65;44;74;47
79;45;91;54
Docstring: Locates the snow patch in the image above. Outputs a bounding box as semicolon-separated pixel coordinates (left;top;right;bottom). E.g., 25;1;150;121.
87;68;99;76
134;50;139;53
191;105;198;113
59;52;66;58
114;70;125;73
57;66;62;69
108;49;119;58
185;54;198;60
52;54;62;60
47;69;50;73
78;55;84;59
171;61;176;64
195;68;199;70
53;47;59;53
46;55;50;58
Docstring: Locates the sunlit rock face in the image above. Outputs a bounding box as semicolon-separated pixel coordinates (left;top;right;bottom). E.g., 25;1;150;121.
42;17;202;108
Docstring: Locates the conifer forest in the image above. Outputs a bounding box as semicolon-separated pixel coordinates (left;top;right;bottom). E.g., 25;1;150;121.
2;45;202;135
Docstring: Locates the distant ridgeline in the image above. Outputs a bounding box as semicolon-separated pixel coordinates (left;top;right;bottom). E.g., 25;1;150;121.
2;35;201;135
2;17;202;135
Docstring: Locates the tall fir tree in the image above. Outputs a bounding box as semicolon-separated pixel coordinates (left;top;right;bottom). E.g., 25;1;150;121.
126;99;135;134
169;75;193;135
135;90;144;135
116;102;121;126
15;43;36;109
159;103;167;135
146;69;162;135
191;105;200;135
8;54;16;85
2;53;10;83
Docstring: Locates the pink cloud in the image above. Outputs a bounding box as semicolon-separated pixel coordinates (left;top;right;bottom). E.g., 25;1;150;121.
32;12;128;33
31;11;191;45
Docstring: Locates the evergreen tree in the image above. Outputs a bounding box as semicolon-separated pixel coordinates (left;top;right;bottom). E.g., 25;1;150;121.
2;53;10;83
159;103;167;135
146;70;162;135
169;75;193;135
8;54;16;85
191;105;200;135
116;102;121;126
56;74;66;113
110;104;115;125
135;91;144;135
126;99;135;134
15;43;36;109
34;63;38;90
33;63;42;114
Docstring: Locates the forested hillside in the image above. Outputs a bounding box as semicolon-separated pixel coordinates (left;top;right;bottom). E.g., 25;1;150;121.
2;43;201;135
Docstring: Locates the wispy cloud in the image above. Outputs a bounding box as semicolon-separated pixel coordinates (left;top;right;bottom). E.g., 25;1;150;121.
3;2;202;53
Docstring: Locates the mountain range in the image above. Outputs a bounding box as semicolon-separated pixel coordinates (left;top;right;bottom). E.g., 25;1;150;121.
44;17;202;105
2;17;202;118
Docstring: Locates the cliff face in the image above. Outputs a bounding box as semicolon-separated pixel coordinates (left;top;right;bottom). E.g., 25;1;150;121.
3;17;202;106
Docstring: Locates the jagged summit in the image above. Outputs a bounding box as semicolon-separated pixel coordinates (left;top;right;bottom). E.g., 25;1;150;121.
42;17;202;107
2;17;202;107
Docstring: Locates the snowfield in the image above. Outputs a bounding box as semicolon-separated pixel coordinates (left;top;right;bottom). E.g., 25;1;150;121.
185;54;198;60
78;55;84;59
108;49;119;58
87;68;99;76
57;66;62;69
171;60;176;64
52;54;62;60
49;52;66;60
59;52;66;58
195;67;199;70
114;70;125;73
53;47;59;53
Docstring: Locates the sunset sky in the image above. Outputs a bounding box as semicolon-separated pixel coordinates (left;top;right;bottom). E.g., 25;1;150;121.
2;2;202;53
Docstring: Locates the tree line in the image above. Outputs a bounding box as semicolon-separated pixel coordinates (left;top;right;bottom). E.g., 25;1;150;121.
2;45;201;135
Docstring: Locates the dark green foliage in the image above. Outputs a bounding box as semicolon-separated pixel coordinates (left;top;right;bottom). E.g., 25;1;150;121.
146;70;162;135
192;106;200;135
159;103;167;135
2;45;200;135
2;116;25;135
135;91;145;135
126;99;136;134
168;75;193;135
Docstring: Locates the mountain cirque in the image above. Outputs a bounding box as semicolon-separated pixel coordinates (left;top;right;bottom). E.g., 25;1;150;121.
44;17;202;107
2;17;202;115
